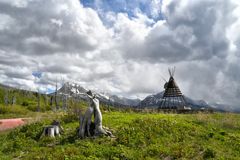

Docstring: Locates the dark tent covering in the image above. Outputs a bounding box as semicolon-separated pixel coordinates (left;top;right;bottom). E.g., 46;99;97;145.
159;68;188;110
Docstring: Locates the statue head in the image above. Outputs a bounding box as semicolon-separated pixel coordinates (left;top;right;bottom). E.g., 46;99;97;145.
86;90;95;99
51;120;60;126
86;90;93;96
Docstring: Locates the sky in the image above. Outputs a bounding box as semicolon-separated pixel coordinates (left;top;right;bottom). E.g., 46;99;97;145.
0;0;240;107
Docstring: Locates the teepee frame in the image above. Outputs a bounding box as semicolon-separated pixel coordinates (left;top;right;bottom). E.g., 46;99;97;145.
159;67;187;110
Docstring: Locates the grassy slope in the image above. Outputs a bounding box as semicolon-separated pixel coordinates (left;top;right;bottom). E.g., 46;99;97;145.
0;111;240;160
0;85;239;159
0;84;69;114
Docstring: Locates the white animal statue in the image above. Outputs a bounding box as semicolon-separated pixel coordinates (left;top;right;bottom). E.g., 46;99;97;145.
92;96;111;136
88;91;113;137
79;93;94;138
78;90;113;138
44;126;55;137
42;120;63;138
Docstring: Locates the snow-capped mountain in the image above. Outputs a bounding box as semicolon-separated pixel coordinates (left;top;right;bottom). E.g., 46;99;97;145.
109;95;141;107
58;82;87;96
210;103;240;113
56;82;236;112
140;92;164;107
140;91;213;110
57;82;140;107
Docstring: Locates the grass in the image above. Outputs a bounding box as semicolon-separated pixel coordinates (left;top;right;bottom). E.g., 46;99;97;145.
0;111;239;159
0;85;239;159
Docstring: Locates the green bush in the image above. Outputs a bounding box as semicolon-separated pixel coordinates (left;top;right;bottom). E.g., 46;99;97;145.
0;105;29;115
22;101;29;106
203;148;215;159
62;113;79;123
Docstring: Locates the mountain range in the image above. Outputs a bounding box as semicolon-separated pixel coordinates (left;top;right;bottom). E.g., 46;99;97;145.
57;82;235;112
140;91;213;109
57;82;141;107
0;82;237;112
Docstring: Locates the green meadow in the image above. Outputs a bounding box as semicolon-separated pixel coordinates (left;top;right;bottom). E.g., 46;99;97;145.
0;86;240;159
0;110;240;160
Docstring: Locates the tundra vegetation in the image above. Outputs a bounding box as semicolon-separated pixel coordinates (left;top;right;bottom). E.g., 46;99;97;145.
0;86;240;159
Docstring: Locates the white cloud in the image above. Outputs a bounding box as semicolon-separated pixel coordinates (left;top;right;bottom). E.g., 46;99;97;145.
0;0;240;108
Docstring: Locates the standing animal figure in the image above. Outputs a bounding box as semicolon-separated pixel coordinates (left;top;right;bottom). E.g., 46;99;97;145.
91;97;107;136
89;93;113;137
78;90;113;138
79;90;95;138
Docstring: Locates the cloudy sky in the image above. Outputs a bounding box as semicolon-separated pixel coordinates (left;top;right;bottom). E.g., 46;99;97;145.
0;0;240;107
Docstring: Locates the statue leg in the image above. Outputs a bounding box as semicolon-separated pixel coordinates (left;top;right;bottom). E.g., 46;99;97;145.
86;119;91;137
79;117;86;138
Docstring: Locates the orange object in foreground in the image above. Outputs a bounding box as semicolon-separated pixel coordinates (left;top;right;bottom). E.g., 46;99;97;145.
0;118;26;131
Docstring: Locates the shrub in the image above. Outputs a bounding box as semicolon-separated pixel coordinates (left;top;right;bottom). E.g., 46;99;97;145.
62;113;79;123
203;148;215;159
22;101;29;106
0;105;29;115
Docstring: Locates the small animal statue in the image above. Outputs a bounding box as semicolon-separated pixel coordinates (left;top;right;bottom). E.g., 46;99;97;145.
79;90;95;138
51;120;64;135
43;125;55;137
42;120;63;138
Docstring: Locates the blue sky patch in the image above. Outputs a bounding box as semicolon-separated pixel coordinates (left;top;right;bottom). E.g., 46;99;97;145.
80;0;165;24
32;71;42;79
